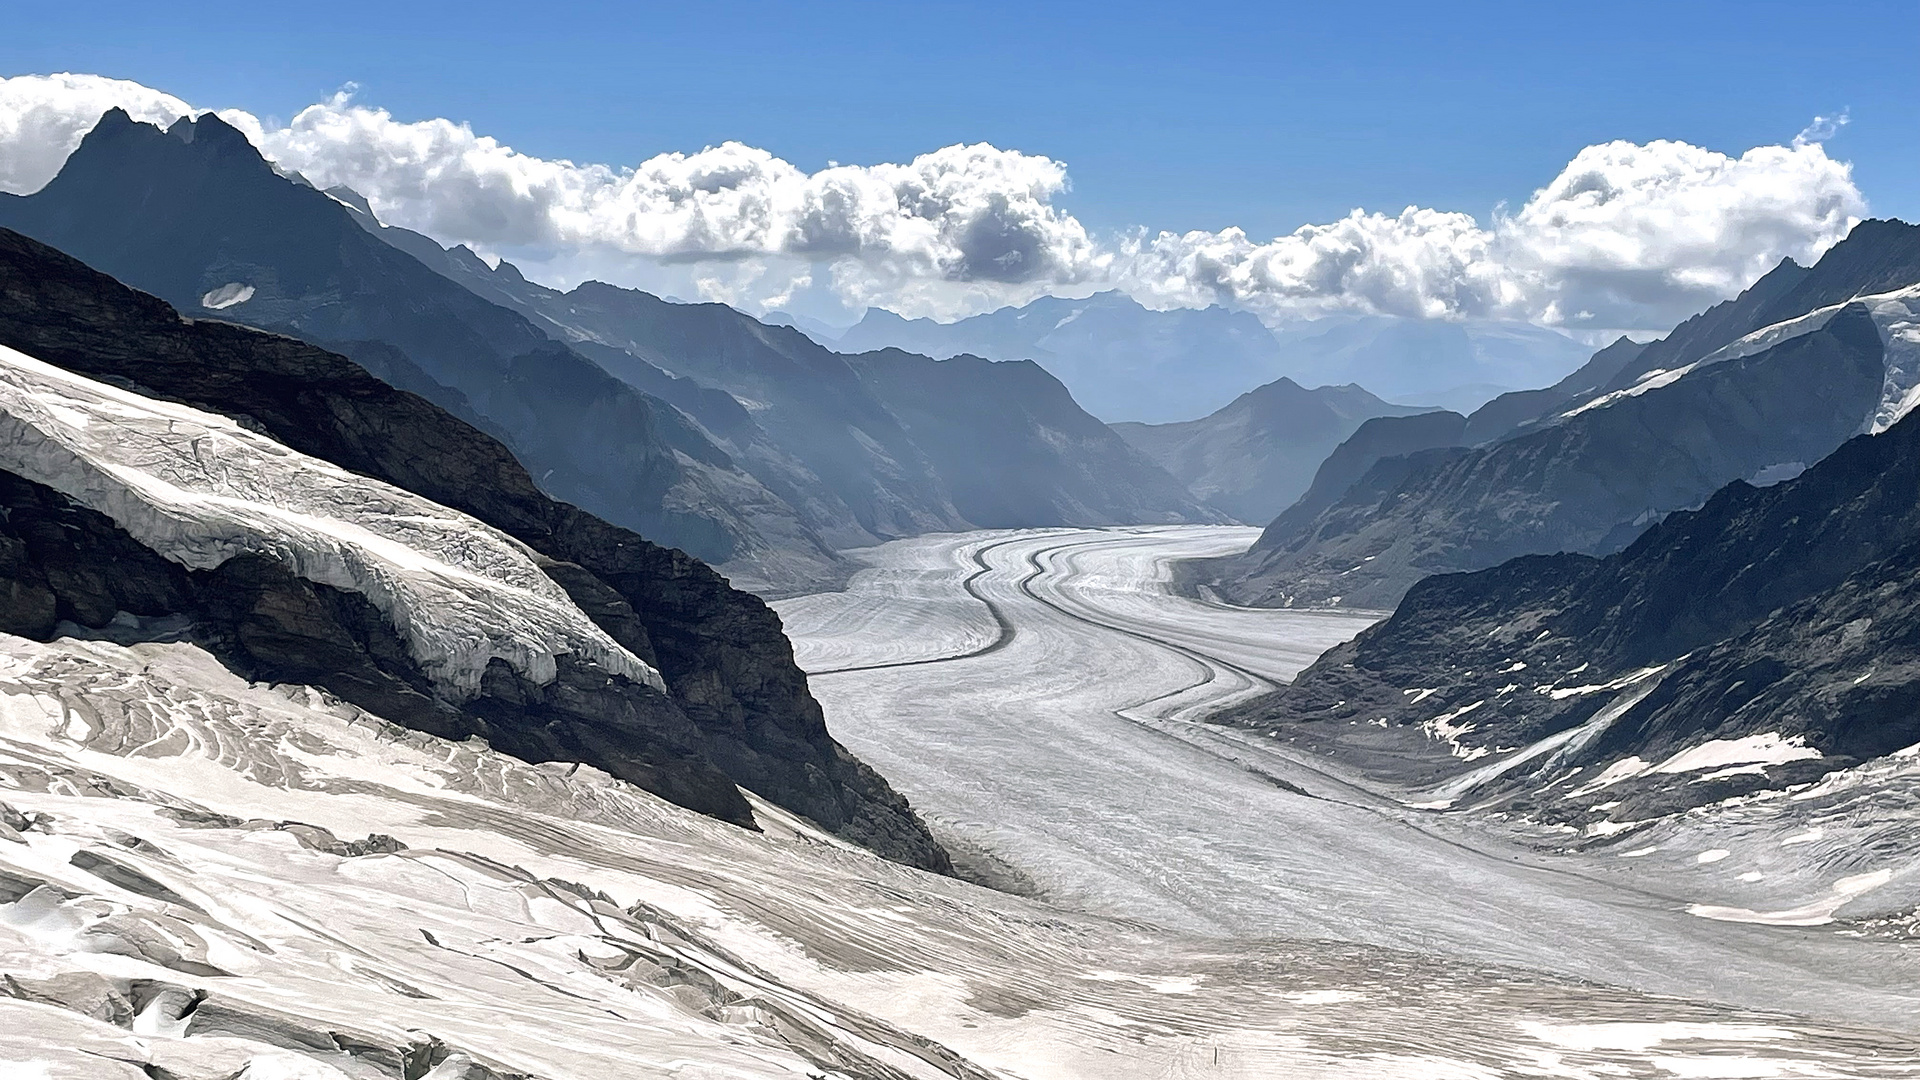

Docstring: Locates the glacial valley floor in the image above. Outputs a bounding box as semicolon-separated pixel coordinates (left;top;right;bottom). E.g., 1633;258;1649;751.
775;527;1920;1035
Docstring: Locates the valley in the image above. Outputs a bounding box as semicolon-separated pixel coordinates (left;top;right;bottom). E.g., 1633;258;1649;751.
777;527;1920;1032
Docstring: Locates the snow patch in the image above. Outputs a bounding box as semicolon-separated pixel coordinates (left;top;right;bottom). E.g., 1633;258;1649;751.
1575;733;1820;796
200;282;255;310
1687;869;1894;926
1520;1021;1800;1053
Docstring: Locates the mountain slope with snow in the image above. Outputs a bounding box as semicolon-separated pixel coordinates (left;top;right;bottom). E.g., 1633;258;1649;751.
0;226;949;872
1225;392;1920;851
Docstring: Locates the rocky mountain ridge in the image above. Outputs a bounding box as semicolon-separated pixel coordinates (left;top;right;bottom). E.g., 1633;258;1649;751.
0;108;843;593
1204;220;1920;610
1224;392;1920;834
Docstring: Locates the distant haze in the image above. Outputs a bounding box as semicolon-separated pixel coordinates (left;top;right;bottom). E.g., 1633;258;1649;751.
818;291;1593;423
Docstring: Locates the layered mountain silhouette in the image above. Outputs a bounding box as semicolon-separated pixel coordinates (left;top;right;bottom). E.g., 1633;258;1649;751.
1113;379;1428;523
1205;220;1920;610
829;291;1290;423
1263;315;1596;415
827;293;1591;423
350;227;1221;538
0;109;1220;595
0;224;951;873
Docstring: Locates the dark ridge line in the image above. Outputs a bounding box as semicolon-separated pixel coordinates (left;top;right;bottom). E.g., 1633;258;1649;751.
808;533;1073;676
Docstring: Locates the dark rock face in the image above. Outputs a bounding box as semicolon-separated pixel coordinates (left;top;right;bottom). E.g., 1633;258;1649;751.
1212;303;1889;609
0;108;839;586
842;350;1225;528
0;226;951;873
1226;399;1920;816
1112;379;1426;524
1259;409;1467;545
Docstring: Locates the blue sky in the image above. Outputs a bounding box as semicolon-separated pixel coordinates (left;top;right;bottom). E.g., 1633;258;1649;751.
6;0;1916;234
1;1;1913;329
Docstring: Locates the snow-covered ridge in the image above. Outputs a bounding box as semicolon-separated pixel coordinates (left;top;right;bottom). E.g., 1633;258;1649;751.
0;342;662;696
1559;282;1920;431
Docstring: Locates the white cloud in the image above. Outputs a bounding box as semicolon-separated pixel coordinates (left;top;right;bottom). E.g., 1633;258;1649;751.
0;73;1870;330
1127;138;1864;331
244;91;1104;296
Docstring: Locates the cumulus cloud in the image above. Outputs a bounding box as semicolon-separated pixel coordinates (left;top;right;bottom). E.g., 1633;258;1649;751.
0;73;1870;330
1128;138;1864;330
244;91;1103;293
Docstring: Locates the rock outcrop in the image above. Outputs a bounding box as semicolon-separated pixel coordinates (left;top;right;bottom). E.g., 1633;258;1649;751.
1225;396;1920;824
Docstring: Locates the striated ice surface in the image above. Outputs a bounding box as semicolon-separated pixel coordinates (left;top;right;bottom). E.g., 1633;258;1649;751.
2;632;1916;1077
777;527;1920;1036
0;342;660;696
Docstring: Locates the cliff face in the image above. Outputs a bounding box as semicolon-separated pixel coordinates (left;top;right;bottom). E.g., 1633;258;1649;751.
1226;397;1920;825
0;225;951;874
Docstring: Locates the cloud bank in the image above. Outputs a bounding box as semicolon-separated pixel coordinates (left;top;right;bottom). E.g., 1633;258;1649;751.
0;73;1866;330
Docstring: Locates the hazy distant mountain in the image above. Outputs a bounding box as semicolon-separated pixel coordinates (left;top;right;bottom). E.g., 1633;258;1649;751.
827;291;1594;424
831;291;1290;423
1265;316;1597;415
1113;379;1427;523
762;308;855;342
1203;219;1920;610
357;237;1225;539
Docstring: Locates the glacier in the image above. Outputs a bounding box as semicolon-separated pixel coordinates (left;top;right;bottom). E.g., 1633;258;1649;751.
0;343;1913;1075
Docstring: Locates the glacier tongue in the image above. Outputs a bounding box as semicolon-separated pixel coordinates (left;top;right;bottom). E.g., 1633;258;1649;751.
0;342;661;697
